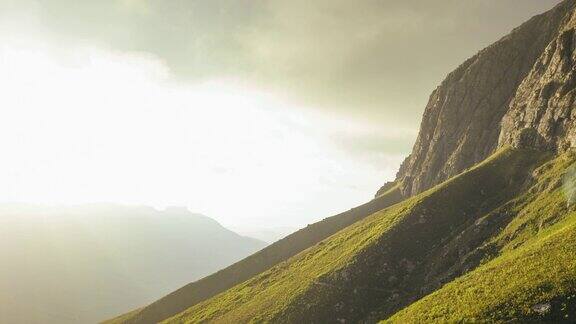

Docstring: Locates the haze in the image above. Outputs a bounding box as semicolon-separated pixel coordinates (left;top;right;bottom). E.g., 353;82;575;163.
1;0;562;230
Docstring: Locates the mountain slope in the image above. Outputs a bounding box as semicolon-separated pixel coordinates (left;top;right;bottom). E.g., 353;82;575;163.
386;215;576;323
0;205;264;324
386;152;576;322
163;147;553;323
107;186;403;323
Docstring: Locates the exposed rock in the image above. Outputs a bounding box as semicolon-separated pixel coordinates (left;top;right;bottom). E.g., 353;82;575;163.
500;21;576;151
533;302;552;315
387;0;575;197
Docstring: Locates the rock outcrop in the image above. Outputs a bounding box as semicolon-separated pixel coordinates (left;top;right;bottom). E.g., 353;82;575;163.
391;0;575;197
500;20;576;151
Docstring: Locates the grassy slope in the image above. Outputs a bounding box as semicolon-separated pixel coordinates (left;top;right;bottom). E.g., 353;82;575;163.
106;181;403;323
165;147;551;323
385;152;576;323
385;215;576;323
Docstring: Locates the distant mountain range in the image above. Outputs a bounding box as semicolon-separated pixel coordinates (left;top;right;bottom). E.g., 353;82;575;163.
0;204;265;323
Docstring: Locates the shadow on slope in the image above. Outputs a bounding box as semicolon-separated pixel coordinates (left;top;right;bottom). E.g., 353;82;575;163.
386;151;576;323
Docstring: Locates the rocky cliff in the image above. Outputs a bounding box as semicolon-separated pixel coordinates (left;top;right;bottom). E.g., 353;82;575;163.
500;12;576;151
388;0;575;197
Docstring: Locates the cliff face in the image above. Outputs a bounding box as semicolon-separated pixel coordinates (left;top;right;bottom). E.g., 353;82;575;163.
500;13;576;151
390;0;574;197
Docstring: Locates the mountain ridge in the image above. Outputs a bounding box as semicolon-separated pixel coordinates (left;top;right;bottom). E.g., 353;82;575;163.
388;0;575;197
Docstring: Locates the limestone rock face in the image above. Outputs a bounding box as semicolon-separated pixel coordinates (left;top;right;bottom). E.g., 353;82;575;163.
391;0;574;197
500;23;576;151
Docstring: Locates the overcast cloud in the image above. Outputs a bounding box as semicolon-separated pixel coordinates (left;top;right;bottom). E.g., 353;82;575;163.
9;0;558;125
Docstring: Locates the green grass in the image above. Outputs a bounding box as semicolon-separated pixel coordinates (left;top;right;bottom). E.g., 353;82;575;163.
384;151;576;323
164;147;555;323
164;194;410;323
385;215;576;323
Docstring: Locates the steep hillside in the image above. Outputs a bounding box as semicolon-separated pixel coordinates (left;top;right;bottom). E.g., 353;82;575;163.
162;147;557;323
0;205;264;324
107;187;403;323
386;152;576;322
386;216;576;323
380;6;576;320
388;0;574;197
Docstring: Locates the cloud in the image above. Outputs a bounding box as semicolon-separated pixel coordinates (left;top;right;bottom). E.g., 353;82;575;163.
17;0;563;128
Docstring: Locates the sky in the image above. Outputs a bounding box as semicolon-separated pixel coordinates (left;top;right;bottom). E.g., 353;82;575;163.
0;0;564;230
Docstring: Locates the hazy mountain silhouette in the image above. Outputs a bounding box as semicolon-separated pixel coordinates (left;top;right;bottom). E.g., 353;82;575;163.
0;203;265;324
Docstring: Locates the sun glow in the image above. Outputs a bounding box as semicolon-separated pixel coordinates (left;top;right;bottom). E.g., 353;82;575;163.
0;40;402;229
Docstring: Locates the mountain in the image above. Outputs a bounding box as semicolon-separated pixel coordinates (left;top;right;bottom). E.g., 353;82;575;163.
111;1;576;323
388;0;574;198
0;204;265;324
